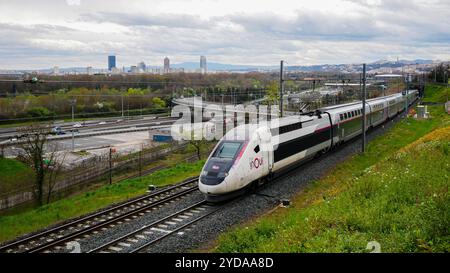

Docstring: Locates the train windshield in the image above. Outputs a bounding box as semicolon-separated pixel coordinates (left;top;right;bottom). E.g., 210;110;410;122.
213;142;243;159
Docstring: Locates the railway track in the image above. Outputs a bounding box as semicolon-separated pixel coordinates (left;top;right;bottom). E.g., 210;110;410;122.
0;177;199;253
88;200;220;253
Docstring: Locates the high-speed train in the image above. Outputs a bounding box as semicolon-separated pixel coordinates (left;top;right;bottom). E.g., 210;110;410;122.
199;90;418;202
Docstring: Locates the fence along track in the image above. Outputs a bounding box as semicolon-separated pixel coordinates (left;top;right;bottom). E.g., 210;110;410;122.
0;177;199;253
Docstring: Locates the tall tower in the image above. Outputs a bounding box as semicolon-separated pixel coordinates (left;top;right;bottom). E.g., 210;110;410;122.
138;61;146;73
164;57;170;74
200;55;207;74
108;55;116;71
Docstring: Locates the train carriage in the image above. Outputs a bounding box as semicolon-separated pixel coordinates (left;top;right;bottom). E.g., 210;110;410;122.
199;91;419;202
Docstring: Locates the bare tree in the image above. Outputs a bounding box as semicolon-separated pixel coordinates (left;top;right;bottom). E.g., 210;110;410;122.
181;126;211;160
188;139;209;160
16;123;62;206
45;143;66;204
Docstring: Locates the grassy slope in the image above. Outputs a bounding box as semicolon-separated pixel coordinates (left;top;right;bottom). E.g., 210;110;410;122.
0;160;204;243
0;158;33;193
422;84;450;103
214;85;450;253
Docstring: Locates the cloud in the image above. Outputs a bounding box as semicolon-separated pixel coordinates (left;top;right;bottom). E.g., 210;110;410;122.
81;12;214;30
0;0;448;69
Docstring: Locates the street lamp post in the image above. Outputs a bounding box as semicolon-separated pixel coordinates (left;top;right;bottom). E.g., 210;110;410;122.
405;74;410;118
121;94;124;117
70;99;77;151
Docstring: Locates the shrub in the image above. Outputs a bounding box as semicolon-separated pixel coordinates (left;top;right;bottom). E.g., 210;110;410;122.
26;107;54;118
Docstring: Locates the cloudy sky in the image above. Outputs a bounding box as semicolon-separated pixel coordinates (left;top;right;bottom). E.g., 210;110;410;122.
0;0;449;69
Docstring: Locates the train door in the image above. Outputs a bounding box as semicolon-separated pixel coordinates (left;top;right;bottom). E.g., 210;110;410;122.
257;129;272;175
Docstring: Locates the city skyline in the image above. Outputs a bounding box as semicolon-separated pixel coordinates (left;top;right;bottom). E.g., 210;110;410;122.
0;0;449;69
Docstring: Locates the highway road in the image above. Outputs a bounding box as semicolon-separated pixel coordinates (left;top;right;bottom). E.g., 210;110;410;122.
0;114;176;141
3;130;160;158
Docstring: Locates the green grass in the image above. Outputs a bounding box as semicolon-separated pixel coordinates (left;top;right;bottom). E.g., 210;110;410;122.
0;160;204;243
0;158;34;193
422;84;450;103
213;85;450;253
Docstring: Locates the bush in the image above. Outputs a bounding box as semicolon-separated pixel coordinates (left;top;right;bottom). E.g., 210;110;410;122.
152;97;166;108
26;107;54;118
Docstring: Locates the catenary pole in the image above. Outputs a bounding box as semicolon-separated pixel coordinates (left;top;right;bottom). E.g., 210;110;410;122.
279;60;284;117
361;64;367;153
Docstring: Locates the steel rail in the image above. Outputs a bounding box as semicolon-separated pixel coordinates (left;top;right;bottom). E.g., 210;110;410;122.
0;177;199;253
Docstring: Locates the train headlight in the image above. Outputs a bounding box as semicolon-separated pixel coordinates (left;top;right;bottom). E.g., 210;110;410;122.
218;172;228;178
201;171;208;176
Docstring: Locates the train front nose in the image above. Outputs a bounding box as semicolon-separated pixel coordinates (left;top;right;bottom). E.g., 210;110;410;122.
199;140;246;197
199;159;233;194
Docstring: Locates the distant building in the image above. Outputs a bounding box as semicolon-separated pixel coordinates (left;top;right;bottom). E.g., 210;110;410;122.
164;57;170;74
52;66;59;75
86;66;93;75
171;68;185;73
200;56;207;74
138;61;146;73
151;68;163;75
130;65;139;74
111;67;121;74
108;55;116;71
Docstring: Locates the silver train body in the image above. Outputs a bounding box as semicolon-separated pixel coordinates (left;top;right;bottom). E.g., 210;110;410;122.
199;90;418;202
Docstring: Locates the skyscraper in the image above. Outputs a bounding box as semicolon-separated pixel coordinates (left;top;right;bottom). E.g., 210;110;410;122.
138;61;146;73
164;57;170;74
108;55;116;71
200;56;207;74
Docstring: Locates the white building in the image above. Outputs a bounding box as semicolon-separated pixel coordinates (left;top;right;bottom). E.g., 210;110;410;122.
200;55;207;74
130;66;139;74
52;66;60;75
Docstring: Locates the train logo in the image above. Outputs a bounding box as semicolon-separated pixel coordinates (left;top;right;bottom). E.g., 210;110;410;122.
250;157;263;170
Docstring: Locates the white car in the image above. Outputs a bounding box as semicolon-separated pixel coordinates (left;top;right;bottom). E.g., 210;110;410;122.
73;123;83;128
98;121;107;125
